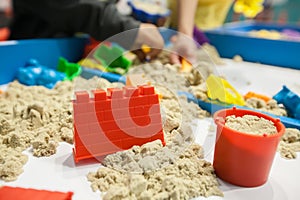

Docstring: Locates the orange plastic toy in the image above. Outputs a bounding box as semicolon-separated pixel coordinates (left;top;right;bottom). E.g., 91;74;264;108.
213;107;285;187
73;85;165;162
244;91;271;103
0;186;73;200
180;58;192;73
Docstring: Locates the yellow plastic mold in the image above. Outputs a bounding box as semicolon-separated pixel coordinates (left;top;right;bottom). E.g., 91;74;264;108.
206;74;245;106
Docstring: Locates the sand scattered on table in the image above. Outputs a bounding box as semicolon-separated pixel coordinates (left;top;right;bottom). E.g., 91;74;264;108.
225;114;277;136
245;97;287;116
88;143;222;200
278;128;300;159
0;80;74;181
0;145;28;181
233;55;243;62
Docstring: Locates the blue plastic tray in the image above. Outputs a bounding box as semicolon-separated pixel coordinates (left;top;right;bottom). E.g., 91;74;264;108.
204;21;300;70
0;36;89;84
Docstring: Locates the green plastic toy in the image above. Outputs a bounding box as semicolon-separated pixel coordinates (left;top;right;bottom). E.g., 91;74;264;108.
57;57;82;81
93;44;132;75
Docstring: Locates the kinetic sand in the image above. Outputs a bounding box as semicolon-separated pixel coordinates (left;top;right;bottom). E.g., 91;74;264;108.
225;114;277;136
278;128;300;159
0;81;74;181
245;97;287;117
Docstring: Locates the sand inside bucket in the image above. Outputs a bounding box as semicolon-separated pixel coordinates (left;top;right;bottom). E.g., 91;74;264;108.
225;114;278;136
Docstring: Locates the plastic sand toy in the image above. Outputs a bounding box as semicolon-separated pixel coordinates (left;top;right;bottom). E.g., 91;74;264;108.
180;58;193;73
0;186;73;200
273;85;300;120
57;57;82;81
93;44;132;75
16;59;66;89
72;85;164;162
213;107;285;187
244;91;271;103
206;74;245;106
16;58;81;89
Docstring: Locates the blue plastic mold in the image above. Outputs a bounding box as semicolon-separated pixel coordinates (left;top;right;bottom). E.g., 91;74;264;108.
16;58;66;89
80;67;126;84
128;0;170;24
0;36;89;85
204;21;300;70
273;85;300;120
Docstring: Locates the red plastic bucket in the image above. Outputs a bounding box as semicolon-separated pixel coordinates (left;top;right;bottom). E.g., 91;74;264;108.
213;107;285;187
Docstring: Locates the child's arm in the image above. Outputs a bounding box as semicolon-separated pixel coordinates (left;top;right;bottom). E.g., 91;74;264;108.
10;0;140;48
177;0;198;37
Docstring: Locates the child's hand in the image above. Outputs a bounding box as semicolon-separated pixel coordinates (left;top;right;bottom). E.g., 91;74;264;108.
132;23;164;61
169;33;198;65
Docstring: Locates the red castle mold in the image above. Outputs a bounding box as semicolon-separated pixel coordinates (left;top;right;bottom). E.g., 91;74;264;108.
0;186;73;200
72;85;165;162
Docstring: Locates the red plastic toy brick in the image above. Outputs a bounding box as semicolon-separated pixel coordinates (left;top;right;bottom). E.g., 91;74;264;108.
121;127;137;137
151;131;165;144
78;133;106;145
112;108;130;118
72;102;87;114
0;186;73;200
133;116;151;126
73;101;96;114
104;110;114;120
73;113;91;125
130;96;148;106
150;114;162;124
124;86;139;97
74;125;89;137
139;85;155;95
90;142;121;155
95;110;105;121
148;94;159;104
72;86;165;162
148;103;160;113
74;131;85;147
108;88;124;98
105;130;127;140
89;122;102;134
74;145;92;157
86;102;96;113
100;120;120;131
134;105;150;116
118;118;136;129
94;100;112;111
121;138;137;149
92;89;107;101
116;98;129;108
75;91;89;103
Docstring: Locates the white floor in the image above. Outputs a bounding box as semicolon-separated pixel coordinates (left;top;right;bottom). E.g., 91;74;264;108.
1;59;300;200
